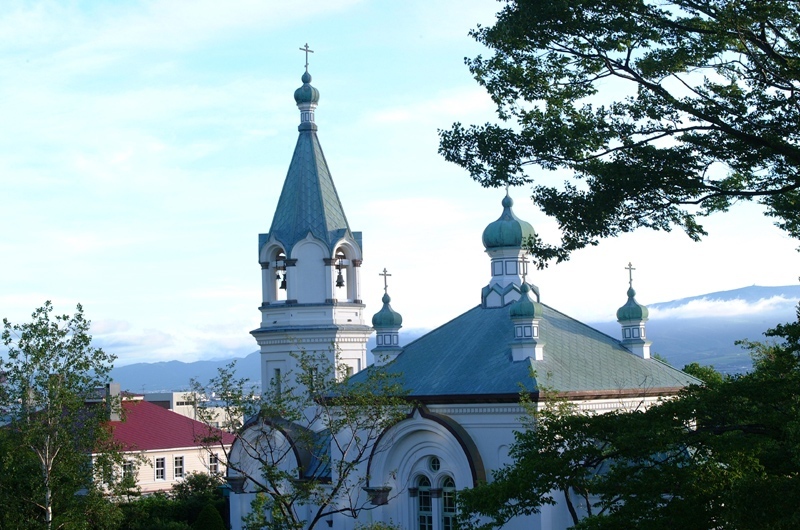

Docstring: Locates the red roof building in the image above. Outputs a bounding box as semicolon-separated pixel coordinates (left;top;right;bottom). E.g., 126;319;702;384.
109;399;235;494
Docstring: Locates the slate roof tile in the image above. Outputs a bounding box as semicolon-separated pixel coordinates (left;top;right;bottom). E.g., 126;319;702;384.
110;400;235;452
366;304;699;399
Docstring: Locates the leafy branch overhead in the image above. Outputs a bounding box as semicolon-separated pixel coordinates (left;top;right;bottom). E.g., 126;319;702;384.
439;0;800;266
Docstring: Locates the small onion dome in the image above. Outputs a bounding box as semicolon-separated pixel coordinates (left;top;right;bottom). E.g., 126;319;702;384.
372;293;403;328
482;194;535;250
294;71;320;105
616;287;649;321
510;283;543;319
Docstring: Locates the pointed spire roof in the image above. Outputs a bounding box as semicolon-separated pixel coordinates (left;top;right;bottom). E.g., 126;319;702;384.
267;70;353;255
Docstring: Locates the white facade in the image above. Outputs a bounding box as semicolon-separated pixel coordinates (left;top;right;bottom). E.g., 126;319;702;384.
227;70;695;530
125;446;225;495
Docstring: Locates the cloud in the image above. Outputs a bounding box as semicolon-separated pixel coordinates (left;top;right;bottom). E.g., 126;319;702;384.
0;1;363;59
650;296;799;320
91;319;132;335
369;88;494;125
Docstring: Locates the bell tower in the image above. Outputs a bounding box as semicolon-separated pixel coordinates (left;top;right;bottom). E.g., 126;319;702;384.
252;57;371;396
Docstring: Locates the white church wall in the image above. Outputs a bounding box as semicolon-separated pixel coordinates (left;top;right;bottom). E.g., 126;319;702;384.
292;237;327;304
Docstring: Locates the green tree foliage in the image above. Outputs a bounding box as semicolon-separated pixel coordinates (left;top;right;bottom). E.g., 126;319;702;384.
191;504;225;530
118;473;226;530
0;302;121;530
171;471;225;503
681;361;725;386
457;315;800;529
191;350;410;530
119;493;191;530
439;0;800;267
354;522;402;530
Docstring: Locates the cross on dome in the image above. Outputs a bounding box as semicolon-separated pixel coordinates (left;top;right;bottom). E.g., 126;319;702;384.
625;262;636;288
379;268;392;294
299;43;314;72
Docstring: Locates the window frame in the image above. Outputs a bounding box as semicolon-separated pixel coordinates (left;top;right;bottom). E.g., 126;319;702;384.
417;475;433;530
155;457;166;481
122;461;135;481
173;455;185;479
442;476;456;530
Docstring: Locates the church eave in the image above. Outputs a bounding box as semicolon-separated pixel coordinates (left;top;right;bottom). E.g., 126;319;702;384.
251;324;373;336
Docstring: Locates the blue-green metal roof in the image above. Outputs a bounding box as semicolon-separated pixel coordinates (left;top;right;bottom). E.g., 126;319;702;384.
359;304;698;400
617;287;650;321
267;77;353;256
509;284;542;319
294;72;320;105
372;293;403;329
482;194;535;250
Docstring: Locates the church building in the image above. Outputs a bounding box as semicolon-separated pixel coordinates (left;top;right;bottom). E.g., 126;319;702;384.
226;66;698;530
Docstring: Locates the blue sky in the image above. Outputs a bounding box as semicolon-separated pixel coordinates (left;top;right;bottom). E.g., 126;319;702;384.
2;0;799;366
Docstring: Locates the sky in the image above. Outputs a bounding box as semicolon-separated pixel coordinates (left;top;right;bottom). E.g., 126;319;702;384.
1;0;799;366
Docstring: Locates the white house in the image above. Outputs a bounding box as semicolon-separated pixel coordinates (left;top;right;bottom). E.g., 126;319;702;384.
226;67;698;529
110;397;234;494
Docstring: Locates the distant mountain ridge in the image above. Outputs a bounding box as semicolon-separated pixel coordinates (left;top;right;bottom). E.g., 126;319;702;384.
111;285;800;392
591;284;800;374
650;284;800;309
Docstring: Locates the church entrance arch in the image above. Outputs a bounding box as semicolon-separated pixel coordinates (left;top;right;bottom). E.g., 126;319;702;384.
366;408;482;529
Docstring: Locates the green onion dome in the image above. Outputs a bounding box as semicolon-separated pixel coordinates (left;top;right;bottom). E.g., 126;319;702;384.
616;287;649;321
372;293;403;328
294;71;320;105
510;283;543;319
482;194;535;250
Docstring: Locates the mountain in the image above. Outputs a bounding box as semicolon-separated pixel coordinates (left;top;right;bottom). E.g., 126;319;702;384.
111;329;429;393
590;284;800;374
111;285;800;391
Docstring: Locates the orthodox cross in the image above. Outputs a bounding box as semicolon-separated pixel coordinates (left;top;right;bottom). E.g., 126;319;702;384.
299;43;314;71
626;262;635;287
379;268;392;293
520;254;530;283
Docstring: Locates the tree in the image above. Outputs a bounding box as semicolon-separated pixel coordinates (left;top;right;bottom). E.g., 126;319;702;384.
0;301;121;530
192;504;225;530
456;316;800;529
439;0;800;267
191;351;409;530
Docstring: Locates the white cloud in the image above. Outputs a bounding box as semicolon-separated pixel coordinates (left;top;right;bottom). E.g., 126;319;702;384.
369;87;494;125
91;319;132;335
650;296;799;320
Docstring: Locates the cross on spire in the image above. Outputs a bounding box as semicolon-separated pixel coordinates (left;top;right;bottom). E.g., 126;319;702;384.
625;262;635;288
299;43;314;72
379;268;392;293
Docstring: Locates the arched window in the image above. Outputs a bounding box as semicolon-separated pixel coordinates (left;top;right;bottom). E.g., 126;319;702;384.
273;250;287;301
442;477;456;530
417;476;433;530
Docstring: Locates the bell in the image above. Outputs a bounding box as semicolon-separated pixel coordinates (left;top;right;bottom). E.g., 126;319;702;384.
280;274;287;290
335;270;345;288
